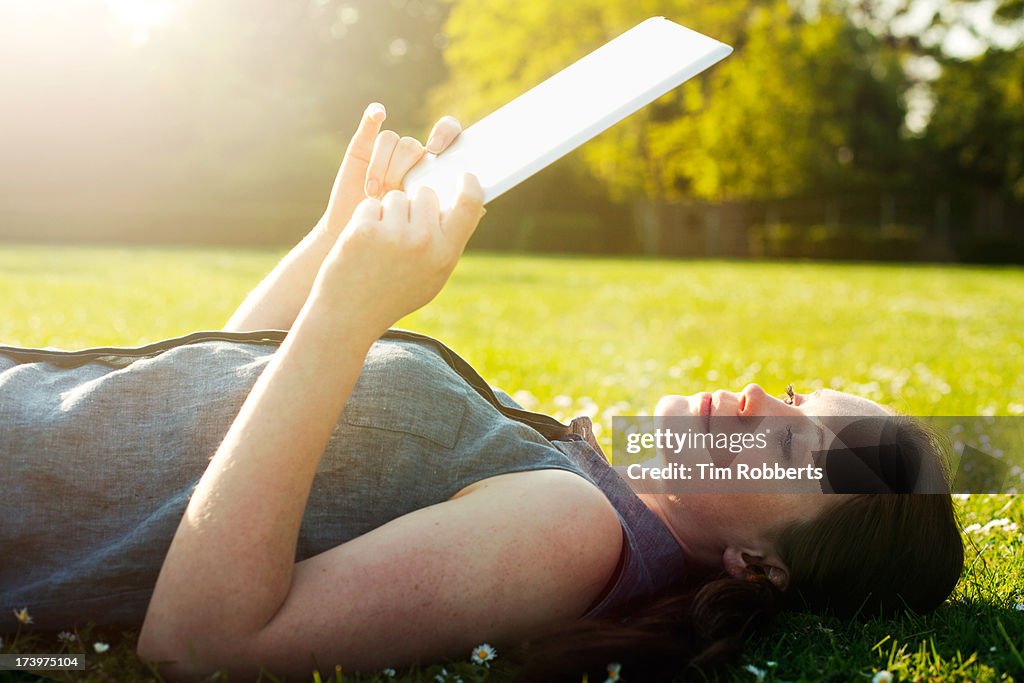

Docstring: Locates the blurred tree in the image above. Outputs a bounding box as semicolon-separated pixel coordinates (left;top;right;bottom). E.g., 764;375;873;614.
646;1;910;200
925;46;1024;199
842;0;1022;54
434;0;910;204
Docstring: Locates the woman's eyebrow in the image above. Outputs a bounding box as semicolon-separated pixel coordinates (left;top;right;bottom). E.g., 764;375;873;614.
797;388;823;406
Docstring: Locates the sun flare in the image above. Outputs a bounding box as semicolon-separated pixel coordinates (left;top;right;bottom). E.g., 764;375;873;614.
105;0;176;44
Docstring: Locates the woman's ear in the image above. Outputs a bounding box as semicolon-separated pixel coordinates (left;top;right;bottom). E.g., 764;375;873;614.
722;547;791;590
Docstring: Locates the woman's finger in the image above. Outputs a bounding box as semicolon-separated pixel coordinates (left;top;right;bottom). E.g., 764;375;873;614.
441;173;485;246
424;115;463;155
411;186;441;230
365;130;400;198
352;196;383;224
383;136;426;192
381;189;411;225
344;103;386;166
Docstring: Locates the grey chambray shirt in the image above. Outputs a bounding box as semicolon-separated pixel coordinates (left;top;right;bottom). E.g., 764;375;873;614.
0;329;686;631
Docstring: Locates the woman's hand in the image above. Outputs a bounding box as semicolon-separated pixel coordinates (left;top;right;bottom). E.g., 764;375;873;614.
311;175;485;339
319;103;463;238
223;105;463;333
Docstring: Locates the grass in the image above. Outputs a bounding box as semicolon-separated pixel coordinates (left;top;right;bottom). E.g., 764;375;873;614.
1;243;1022;682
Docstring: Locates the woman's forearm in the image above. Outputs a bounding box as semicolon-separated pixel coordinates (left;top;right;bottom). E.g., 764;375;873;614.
223;219;337;332
143;288;379;648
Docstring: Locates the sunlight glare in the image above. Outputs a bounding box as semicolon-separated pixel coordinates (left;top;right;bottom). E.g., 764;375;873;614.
105;0;177;45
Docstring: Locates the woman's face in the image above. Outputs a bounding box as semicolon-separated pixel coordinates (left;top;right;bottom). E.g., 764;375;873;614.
654;382;891;424
647;384;891;580
653;384;892;493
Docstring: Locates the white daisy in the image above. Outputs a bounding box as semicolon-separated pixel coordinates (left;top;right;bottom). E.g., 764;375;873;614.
381;668;396;678
872;671;894;683
605;662;622;682
743;663;767;681
13;607;32;625
470;642;497;666
93;642;110;654
57;631;76;643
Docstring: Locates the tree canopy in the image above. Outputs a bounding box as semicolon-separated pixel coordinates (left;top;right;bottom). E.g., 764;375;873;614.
434;0;913;202
438;0;1024;202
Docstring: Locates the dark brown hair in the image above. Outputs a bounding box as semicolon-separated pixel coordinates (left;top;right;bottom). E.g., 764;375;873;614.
511;416;965;682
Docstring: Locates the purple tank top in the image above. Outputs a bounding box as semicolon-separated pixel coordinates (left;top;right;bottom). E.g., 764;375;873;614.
551;417;687;619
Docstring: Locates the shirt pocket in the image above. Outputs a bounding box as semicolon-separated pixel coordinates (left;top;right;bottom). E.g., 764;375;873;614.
341;340;468;449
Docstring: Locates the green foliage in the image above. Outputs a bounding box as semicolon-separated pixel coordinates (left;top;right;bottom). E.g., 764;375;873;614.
435;0;911;202
926;47;1024;199
647;1;910;200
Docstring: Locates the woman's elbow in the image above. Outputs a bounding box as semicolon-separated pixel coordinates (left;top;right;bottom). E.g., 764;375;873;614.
137;620;195;681
137;618;243;681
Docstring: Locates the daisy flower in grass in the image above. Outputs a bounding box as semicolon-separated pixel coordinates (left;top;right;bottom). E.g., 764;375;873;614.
605;662;622;682
470;642;497;666
58;631;76;643
93;642;110;654
381;667;396;678
872;671;894;683
742;663;767;681
13;607;32;625
433;669;463;683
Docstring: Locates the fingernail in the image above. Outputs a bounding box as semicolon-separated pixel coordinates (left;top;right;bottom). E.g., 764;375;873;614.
425;135;442;154
366;179;380;197
368;103;385;122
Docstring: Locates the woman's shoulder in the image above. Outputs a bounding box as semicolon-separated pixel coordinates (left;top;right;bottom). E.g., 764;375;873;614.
451;468;624;578
391;468;625;622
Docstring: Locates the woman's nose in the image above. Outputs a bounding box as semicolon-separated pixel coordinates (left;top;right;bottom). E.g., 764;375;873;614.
740;383;773;415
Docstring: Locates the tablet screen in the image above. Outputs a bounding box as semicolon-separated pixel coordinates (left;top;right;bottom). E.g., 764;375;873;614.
403;17;733;210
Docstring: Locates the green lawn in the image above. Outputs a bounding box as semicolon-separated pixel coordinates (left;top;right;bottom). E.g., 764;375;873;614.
1;244;1022;682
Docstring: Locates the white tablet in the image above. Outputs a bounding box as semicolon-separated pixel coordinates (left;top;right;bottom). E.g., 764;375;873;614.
403;17;733;210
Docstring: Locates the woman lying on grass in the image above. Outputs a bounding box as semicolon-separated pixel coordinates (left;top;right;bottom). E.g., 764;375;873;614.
0;104;963;683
